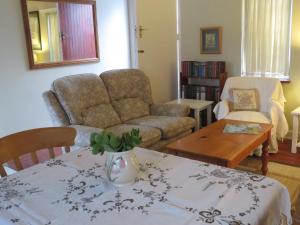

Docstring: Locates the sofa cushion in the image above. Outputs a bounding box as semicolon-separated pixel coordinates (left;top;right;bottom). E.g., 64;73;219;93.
52;74;121;128
126;116;196;139
112;98;150;122
100;69;153;104
105;124;161;148
82;104;121;128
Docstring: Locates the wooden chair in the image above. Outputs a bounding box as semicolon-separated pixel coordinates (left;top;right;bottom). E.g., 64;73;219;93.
0;127;76;177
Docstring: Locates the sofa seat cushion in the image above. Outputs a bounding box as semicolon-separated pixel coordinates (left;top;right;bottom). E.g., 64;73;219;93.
52;74;119;126
82;104;121;128
105;124;161;148
126;116;196;139
225;111;270;124
112;98;150;122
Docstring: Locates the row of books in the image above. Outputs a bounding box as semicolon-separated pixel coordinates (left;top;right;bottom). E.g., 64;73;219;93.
182;85;220;102
181;61;226;78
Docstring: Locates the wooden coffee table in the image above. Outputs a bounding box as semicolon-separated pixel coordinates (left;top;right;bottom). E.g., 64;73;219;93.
166;119;272;175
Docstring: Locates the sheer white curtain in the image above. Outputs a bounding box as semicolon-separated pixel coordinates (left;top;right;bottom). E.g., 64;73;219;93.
47;13;62;62
241;0;293;79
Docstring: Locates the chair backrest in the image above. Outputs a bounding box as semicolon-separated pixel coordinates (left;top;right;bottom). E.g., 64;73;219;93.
0;127;76;177
221;77;286;112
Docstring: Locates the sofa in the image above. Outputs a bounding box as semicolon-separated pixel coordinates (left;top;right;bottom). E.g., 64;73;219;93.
43;69;196;150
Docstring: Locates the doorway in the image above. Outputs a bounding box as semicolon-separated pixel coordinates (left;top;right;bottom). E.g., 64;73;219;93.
128;0;180;103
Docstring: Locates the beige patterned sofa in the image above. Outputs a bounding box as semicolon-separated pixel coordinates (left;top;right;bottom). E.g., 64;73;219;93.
43;69;196;150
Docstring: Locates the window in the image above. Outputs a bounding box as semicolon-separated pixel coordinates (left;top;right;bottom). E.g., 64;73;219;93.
241;0;293;80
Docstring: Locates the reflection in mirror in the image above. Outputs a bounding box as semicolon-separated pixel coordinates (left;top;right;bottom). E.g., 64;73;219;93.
21;0;99;69
27;1;62;64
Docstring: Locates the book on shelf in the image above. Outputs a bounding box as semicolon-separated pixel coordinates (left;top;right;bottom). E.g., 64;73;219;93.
181;61;225;79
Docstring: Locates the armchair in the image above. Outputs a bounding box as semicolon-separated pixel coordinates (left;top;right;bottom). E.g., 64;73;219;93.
213;77;288;153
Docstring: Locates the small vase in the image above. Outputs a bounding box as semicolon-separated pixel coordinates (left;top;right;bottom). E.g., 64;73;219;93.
104;149;139;186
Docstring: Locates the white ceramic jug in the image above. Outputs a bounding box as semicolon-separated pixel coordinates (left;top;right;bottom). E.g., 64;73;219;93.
105;149;139;186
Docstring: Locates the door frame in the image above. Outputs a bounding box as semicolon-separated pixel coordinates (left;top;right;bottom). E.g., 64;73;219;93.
127;0;138;68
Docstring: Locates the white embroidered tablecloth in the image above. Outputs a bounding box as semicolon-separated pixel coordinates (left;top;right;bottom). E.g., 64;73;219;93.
0;147;292;225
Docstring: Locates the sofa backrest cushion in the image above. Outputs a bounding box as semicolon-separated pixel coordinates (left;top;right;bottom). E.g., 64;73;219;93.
112;98;150;122
100;69;153;122
52;74;121;128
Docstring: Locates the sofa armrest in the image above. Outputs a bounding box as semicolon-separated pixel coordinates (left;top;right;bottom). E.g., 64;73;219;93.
150;103;190;117
69;125;103;147
43;91;70;126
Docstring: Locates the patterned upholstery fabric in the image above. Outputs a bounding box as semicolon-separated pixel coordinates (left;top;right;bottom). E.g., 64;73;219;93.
112;98;150;122
126;116;196;139
105;124;161;148
43;91;70;126
52;74;121;128
100;69;153;104
150;103;190;117
43;70;196;150
69;125;103;147
82;104;121;128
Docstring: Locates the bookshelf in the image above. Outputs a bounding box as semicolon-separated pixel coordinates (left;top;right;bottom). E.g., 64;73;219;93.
180;61;227;123
181;61;227;102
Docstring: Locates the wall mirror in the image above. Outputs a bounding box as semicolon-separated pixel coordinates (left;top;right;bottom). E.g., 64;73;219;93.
21;0;99;69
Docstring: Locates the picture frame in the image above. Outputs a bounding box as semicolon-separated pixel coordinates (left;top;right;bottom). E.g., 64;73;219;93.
200;27;222;54
29;11;42;51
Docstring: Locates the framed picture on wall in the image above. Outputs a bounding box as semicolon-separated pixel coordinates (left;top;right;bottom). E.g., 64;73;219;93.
200;27;222;54
29;11;42;50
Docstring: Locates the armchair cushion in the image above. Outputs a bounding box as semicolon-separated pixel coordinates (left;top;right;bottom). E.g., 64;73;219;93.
105;124;161;148
150;103;190;117
126;116;196;139
230;88;259;111
112;98;150;122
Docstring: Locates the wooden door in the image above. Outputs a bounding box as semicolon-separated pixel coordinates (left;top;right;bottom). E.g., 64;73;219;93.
135;0;178;103
58;2;97;61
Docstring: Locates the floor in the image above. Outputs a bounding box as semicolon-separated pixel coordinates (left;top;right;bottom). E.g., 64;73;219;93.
270;139;300;167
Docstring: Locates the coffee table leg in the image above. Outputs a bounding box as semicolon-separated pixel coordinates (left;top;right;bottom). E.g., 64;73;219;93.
261;136;270;176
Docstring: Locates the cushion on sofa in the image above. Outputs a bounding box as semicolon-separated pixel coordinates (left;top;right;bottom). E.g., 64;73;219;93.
52;74;121;128
126;116;196;139
105;124;161;148
112;98;150;122
100;69;153;104
82;104;121;128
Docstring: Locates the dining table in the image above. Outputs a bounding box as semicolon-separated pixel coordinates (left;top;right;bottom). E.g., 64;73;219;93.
0;147;292;225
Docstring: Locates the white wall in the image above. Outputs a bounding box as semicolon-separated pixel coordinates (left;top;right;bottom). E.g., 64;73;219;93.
180;0;242;76
0;0;130;137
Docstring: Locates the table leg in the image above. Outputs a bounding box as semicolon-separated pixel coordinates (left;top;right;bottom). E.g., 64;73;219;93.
207;105;212;125
261;136;270;176
291;115;299;154
194;109;200;131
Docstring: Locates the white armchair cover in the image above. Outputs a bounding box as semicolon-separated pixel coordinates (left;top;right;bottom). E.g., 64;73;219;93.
213;77;288;153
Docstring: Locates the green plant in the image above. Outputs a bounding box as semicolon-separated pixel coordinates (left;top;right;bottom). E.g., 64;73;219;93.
90;128;142;155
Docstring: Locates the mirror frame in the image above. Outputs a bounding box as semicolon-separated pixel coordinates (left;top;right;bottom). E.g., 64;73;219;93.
21;0;100;69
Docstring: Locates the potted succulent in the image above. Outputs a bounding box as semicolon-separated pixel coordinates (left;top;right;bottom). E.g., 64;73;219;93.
90;129;142;186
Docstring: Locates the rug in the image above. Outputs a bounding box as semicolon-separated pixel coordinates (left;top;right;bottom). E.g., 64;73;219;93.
239;157;300;224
